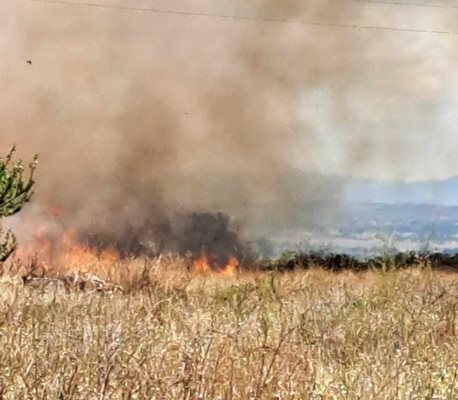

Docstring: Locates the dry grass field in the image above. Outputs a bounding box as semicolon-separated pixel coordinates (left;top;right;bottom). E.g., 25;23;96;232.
0;258;457;399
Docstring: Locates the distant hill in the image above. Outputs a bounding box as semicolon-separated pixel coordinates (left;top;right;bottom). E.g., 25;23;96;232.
344;176;458;206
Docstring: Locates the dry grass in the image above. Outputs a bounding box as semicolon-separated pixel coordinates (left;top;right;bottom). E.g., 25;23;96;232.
0;260;457;399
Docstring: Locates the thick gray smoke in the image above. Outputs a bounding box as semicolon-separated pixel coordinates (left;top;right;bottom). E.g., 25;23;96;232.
1;1;456;258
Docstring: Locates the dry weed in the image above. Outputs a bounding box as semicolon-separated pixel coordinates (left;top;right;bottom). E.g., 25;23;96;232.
0;262;457;399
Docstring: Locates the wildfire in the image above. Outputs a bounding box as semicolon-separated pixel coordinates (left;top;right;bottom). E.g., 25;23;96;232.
13;206;239;278
60;230;119;266
16;227;120;271
17;228;239;277
16;227;238;277
191;255;238;277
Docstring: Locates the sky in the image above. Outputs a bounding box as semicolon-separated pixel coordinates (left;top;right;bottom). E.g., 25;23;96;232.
1;0;458;183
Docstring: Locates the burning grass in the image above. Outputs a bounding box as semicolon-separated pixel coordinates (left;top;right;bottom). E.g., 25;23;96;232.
0;259;457;399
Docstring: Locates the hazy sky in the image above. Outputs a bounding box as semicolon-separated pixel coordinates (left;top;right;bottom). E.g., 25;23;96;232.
1;0;458;182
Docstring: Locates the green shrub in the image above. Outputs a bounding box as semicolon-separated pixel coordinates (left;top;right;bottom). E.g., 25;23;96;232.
0;146;37;262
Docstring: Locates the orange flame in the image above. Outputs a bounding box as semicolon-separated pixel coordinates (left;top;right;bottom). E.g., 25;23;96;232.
192;255;213;274
16;227;120;273
14;205;238;278
59;229;119;266
192;255;238;277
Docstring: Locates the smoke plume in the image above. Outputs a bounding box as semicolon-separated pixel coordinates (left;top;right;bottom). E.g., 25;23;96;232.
1;1;456;258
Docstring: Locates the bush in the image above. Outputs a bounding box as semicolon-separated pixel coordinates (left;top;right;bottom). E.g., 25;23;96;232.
0;146;37;262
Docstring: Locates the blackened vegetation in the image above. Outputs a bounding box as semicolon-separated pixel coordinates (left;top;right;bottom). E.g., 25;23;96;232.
85;217;175;259
425;253;458;270
85;211;249;267
263;251;458;272
66;210;458;272
175;212;247;268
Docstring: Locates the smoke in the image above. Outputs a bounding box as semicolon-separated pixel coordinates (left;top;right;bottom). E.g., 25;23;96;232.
1;1;456;258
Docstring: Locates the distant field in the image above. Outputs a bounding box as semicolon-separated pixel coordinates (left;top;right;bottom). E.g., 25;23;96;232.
0;260;457;399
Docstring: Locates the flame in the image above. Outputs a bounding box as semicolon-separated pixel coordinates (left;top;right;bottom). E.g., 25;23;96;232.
192;255;238;277
59;230;119;266
16;226;120;273
14;206;238;278
192;255;213;274
221;256;238;277
17;226;238;277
